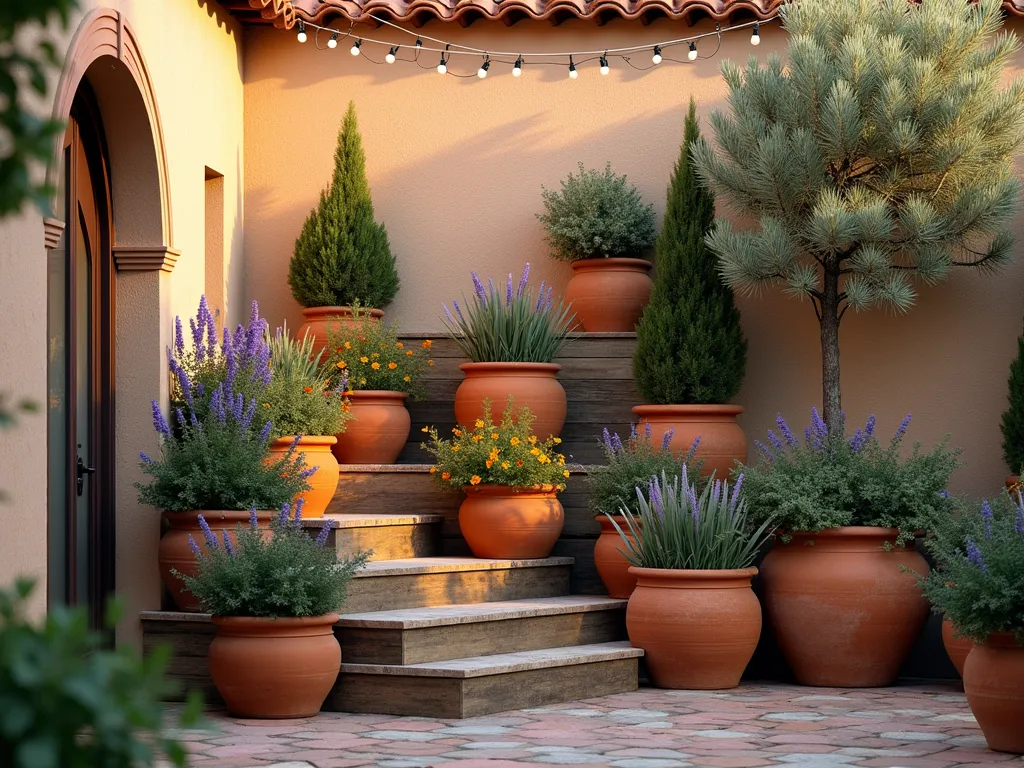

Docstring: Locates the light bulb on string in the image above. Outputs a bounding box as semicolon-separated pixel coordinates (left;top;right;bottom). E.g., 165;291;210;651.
327;31;339;49
513;56;523;77
350;39;362;56
687;42;698;61
437;50;448;74
415;38;423;49
568;55;578;79
296;20;307;43
652;45;662;65
477;56;491;79
751;22;761;45
600;55;609;75
386;46;398;63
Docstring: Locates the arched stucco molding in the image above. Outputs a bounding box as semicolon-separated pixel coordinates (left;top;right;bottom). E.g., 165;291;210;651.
45;7;178;271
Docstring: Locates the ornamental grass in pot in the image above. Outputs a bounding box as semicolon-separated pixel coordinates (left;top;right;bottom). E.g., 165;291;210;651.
740;409;959;687
422;398;569;559
587;423;702;598
175;501;369;719
262;324;352;517
537;162;656;332
609;466;773;689
917;492;1024;753
442;263;576;439
321;308;433;464
1002;318;1024;491
632;100;747;477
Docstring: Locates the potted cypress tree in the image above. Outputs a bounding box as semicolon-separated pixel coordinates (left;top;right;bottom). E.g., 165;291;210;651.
1001;318;1024;491
290;101;399;356
632;100;747;478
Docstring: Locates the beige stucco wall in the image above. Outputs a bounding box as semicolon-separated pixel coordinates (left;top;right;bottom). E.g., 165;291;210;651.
243;16;1024;500
0;0;245;632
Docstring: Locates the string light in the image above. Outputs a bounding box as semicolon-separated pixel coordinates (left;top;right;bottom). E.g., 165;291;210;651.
513;56;523;77
652;45;662;65
600;55;610;75
568;55;578;80
386;46;398;63
438;45;449;74
296;20;307;43
687;41;698;61
751;22;761;45
415;38;423;49
350;39;363;56
478;56;491;78
327;31;339;48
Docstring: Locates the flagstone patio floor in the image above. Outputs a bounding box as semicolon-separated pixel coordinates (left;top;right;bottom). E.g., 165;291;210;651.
169;682;1024;768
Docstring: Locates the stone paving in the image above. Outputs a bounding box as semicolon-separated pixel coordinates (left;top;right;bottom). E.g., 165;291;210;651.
168;682;1024;768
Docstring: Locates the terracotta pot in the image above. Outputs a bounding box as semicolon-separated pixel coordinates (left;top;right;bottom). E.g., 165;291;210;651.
459;485;564;559
942;616;973;678
964;632;1024;753
564;258;653;332
297;305;384;358
759;527;930;687
595;516;640;598
209;614;341;718
268;436;339;519
455;362;567;440
158;510;275;612
332;391;410;464
626;567;761;689
631;404;746;479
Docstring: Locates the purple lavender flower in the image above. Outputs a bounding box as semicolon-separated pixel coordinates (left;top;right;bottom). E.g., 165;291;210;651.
174;316;184;356
172;361;194;409
767;429;784;452
754;440;775;461
471;271;487;303
444;304;457;325
611;432;623;453
647;477;664;519
288;434;302;452
151;401;171;437
175;408;187;432
629;422;638;440
190;316;203;361
729;473;744;517
965;536;987;572
223;327;237;391
254;341;272;386
864;414;876;438
249;507;259;530
644;421;652;440
810;407;828;439
939;490;951;499
803;426;812;447
140;452;154;465
661;429;675;452
535;281;547;312
188;535;203;560
300;465;317;479
517;263;530;298
314;519;335;547
981;499;994;539
849;428;865;453
197;514;218;550
240;398;257;433
243;301;262;358
232;391;244;422
294;497;305;526
544;286;554;311
602;427;615;454
684;436;701;464
222;531;236;556
776;414;798;448
711;479;723;508
506;273;513;306
277;501;291;528
893;414;912;443
452;300;464;322
210;386;226;424
687;480;700;523
259;421;272;443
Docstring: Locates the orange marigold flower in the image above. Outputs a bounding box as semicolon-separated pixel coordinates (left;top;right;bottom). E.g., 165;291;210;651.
441;472;451;480
490;432;499;440
452;445;460;452
563;469;570;478
516;460;524;467
360;356;369;363
304;387;313;394
337;361;347;369
371;362;381;370
428;360;435;367
510;436;520;446
429;466;437;474
472;435;483;443
372;353;380;359
403;375;411;382
422;426;429;433
475;419;485;428
553;437;562;444
344;341;352;350
485;459;494;469
396;342;404;349
501;461;510;469
342;404;351;412
263;402;270;408
528;436;538;445
406;350;414;357
388;362;398;370
470;475;482;485
422;340;433;348
530;447;541;456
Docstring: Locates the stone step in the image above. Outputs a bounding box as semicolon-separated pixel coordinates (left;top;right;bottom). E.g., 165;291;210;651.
338;595;628;665
328;641;643;718
305;512;444;561
345;556;574;613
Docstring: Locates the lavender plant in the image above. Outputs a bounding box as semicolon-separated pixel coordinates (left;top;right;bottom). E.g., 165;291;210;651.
738;409;960;543
608;466;774;570
587;423;703;517
917;492;1024;643
174;500;369;618
441;263;576;363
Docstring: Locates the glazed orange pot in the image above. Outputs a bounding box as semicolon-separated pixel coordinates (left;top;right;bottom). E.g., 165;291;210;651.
297;305;384;358
963;632;1024;753
626;567;761;689
209;614;341;718
268;436;339;519
332;390;410;464
631;404;746;479
942;616;973;678
158;510;275;612
759;527;930;687
595;516;640;598
564;258;653;332
459;485;564;559
455;362;566;440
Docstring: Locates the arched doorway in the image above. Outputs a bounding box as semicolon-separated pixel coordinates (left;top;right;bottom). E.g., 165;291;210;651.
47;81;115;627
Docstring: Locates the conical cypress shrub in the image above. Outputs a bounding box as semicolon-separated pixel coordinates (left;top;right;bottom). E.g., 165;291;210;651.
633;100;746;405
289;102;399;310
1001;321;1024;474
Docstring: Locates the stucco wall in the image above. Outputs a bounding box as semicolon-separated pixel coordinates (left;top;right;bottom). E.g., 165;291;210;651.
243;16;1024;500
0;0;245;628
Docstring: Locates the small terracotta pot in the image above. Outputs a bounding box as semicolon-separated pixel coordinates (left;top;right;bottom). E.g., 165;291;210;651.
631;404;746;479
268;436;339;519
564;258;653;332
459;485;564;559
594;516;640;598
759;527;930;687
209;614;341;718
455;362;567;440
332;391;410;464
158;510;275;612
964;632;1024;753
942;616;973;678
626;567;761;689
297;305;384;358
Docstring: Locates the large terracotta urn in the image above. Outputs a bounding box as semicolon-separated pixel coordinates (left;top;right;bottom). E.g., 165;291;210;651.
631;404;746;479
626;567;762;689
268;436;339;519
297;306;384;358
459;485;564;559
455;362;567;440
332;391;410;465
564;258;653;332
963;633;1024;753
759;527;930;687
594;515;640;598
942;616;973;678
209;614;341;719
158;510;275;612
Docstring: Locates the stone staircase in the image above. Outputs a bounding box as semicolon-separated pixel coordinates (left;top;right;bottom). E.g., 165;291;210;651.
142;509;642;719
